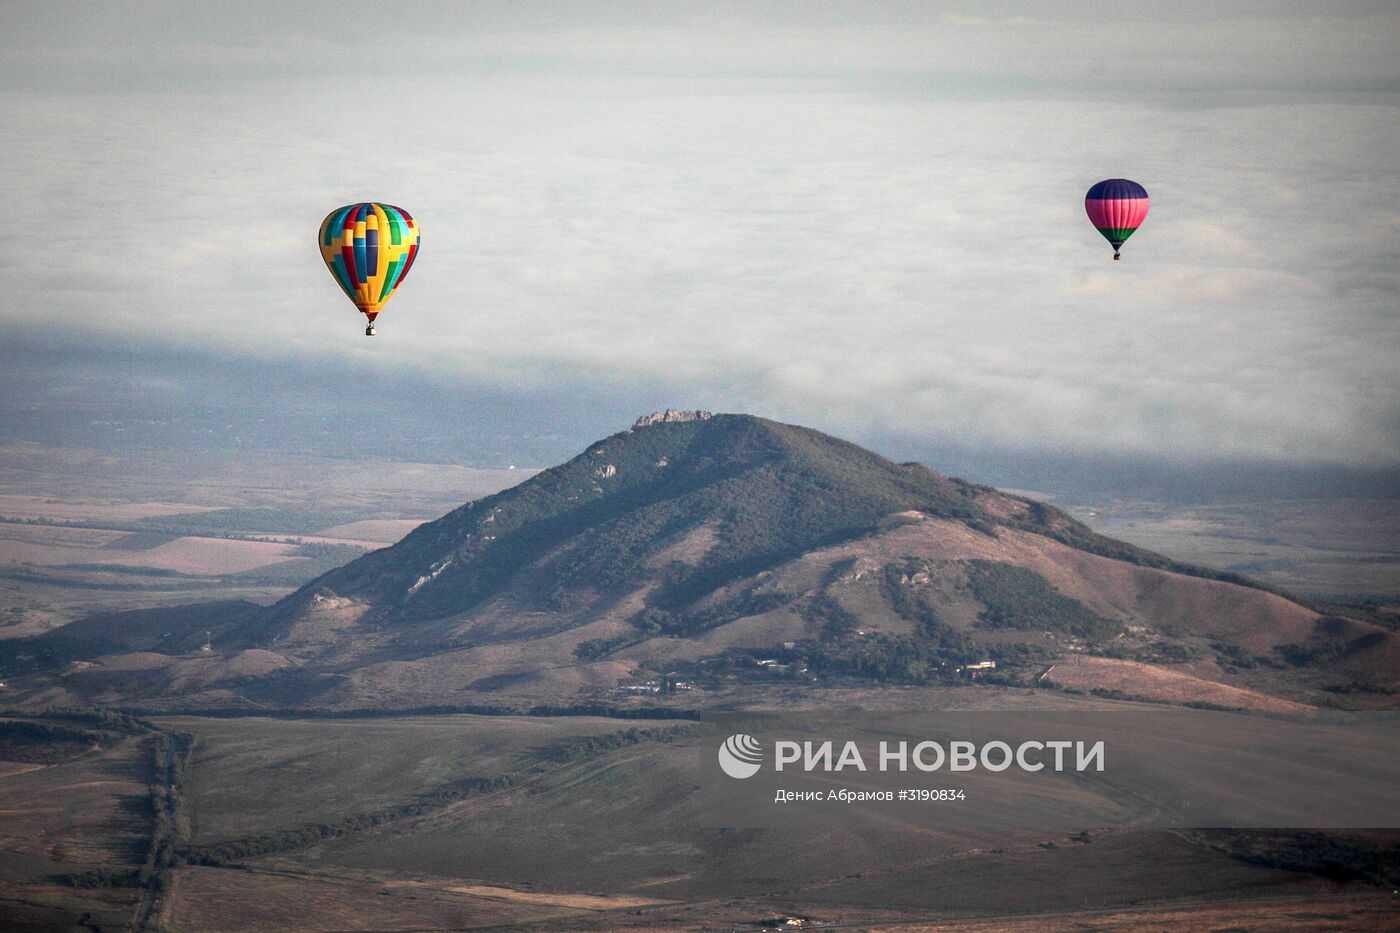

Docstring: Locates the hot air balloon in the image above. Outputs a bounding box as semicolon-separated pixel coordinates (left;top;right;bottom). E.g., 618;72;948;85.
1084;179;1148;260
317;203;420;335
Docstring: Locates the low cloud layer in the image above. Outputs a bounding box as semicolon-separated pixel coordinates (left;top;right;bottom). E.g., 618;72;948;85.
3;3;1398;468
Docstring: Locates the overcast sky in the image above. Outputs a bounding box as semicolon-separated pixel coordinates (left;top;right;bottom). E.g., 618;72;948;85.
3;1;1398;472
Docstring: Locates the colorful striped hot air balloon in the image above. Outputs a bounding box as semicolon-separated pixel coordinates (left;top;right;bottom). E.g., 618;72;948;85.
1084;179;1149;260
318;203;420;335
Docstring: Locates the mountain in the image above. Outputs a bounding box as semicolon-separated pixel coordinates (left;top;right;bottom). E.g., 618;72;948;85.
7;412;1398;710
263;410;1261;623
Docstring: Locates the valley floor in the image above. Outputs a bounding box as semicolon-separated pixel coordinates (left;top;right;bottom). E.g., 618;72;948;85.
2;708;1397;931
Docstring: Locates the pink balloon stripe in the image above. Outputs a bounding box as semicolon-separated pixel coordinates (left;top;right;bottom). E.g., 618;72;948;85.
1085;197;1150;230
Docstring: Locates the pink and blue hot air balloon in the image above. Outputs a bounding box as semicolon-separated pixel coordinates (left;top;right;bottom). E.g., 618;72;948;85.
1085;179;1149;260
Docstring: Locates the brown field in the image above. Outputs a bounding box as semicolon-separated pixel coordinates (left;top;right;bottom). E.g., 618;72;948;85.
105;536;303;575
314;519;425;543
0;733;151;868
0;528;305;576
160;713;683;844
1043;655;1315;712
0;523;131;550
0;522;133;565
0;882;136;933
0;494;219;524
160;866;615;931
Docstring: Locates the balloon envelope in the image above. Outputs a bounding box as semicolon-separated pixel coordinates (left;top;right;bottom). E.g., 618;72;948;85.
1085;179;1148;256
318;203;420;322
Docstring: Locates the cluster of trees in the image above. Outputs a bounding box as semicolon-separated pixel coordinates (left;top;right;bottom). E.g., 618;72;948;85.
1190;829;1400;887
973;641;1053;685
574;636;631;660
0;720;104;764
806;592;862;641
141;731;197;893
577;589;793;659
1046;686;1234;712
669;636;963;687
61;868;137;889
656;590;792;639
0;719;103;743
1276;640;1349;668
0;707;166;760
1209;641;1286;673
880;560;956;635
536;725;696;763
1094;639;1203;665
1322;681;1398;696
965;560;1120;641
128;507;362;537
519;703;697;720
113;702;699;721
803;634;965;685
176;774;515;867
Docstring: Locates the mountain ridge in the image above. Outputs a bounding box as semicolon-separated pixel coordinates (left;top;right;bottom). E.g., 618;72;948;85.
256;413;1270;638
8;412;1396;712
